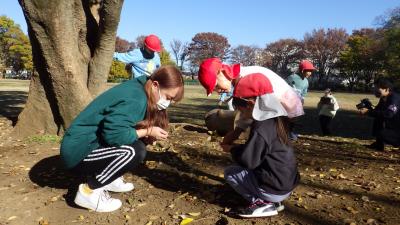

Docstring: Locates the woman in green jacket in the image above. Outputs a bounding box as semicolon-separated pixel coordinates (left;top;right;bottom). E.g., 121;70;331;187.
60;66;184;212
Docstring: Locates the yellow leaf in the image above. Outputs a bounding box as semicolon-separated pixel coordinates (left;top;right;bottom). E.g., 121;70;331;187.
329;168;337;172
145;221;153;225
8;216;17;221
188;212;201;217
180;218;194;225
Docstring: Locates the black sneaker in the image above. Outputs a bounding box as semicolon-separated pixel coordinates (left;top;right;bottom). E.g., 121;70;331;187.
274;202;285;212
238;200;278;218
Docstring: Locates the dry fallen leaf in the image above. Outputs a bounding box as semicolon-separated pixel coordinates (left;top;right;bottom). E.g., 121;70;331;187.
8;216;17;221
180;218;194;225
188;212;201;217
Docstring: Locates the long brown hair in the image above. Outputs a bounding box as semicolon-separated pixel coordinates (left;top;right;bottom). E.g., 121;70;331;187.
136;66;184;132
275;116;290;146
232;97;290;146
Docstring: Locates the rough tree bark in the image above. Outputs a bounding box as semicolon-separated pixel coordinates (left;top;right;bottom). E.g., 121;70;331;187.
14;0;124;137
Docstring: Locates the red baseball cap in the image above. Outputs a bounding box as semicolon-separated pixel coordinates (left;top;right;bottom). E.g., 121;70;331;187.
198;58;240;95
299;60;315;72
233;73;273;98
144;34;161;52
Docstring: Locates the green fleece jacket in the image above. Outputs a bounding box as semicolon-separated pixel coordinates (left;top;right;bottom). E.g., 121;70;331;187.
60;76;148;169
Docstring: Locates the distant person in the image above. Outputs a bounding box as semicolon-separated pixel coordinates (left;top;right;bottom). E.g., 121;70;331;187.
114;34;161;78
222;74;300;218
286;60;316;140
359;78;400;151
198;57;304;146
317;88;339;136
60;66;184;212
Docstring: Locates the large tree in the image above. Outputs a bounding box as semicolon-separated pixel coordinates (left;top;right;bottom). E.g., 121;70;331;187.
230;45;261;67
15;0;124;137
338;29;384;91
170;39;188;70
187;32;230;66
115;36;134;53
0;16;33;74
379;7;400;86
304;28;348;85
263;39;304;77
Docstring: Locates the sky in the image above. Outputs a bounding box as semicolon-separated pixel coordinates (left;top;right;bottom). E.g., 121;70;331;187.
1;0;399;52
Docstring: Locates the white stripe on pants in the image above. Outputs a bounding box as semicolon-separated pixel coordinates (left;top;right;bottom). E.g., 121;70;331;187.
83;145;135;184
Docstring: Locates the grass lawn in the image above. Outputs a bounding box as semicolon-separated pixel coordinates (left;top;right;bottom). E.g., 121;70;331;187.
169;85;378;140
0;79;378;140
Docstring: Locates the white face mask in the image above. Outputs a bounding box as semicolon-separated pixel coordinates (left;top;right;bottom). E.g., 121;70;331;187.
156;87;171;110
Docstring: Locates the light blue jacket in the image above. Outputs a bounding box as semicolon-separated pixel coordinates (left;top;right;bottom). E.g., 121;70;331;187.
114;48;161;78
286;74;309;99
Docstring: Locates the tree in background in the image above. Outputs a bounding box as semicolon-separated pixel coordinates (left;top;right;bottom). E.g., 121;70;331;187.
16;0;123;137
170;39;188;70
187;32;230;67
159;49;176;66
135;35;146;48
109;60;129;82
338;29;384;91
382;27;400;86
230;45;261;66
115;36;134;53
379;7;400;87
0;16;33;75
304;28;348;87
262;39;303;77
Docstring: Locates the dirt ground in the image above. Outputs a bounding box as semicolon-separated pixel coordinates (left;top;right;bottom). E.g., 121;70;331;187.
0;117;399;225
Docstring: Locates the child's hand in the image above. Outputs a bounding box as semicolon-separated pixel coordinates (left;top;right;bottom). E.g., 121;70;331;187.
220;143;233;152
148;126;169;140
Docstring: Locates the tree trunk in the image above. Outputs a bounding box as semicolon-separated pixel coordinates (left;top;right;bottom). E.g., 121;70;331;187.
14;0;123;137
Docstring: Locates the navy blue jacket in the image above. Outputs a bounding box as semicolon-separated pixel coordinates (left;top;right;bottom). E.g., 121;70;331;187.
230;119;300;195
369;92;400;130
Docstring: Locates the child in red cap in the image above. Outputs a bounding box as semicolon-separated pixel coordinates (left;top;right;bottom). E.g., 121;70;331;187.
198;57;303;145
222;73;300;218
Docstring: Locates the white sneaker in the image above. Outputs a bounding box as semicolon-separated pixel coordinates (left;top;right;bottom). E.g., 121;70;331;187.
103;176;134;193
74;184;122;212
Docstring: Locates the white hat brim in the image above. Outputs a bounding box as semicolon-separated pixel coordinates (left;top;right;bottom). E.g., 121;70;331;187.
252;94;288;121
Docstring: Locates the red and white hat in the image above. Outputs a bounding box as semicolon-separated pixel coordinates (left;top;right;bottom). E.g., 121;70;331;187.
198;58;240;96
233;73;288;121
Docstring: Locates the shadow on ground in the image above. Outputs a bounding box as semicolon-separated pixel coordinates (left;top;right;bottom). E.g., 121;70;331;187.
0;91;27;124
28;155;83;207
291;107;375;140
